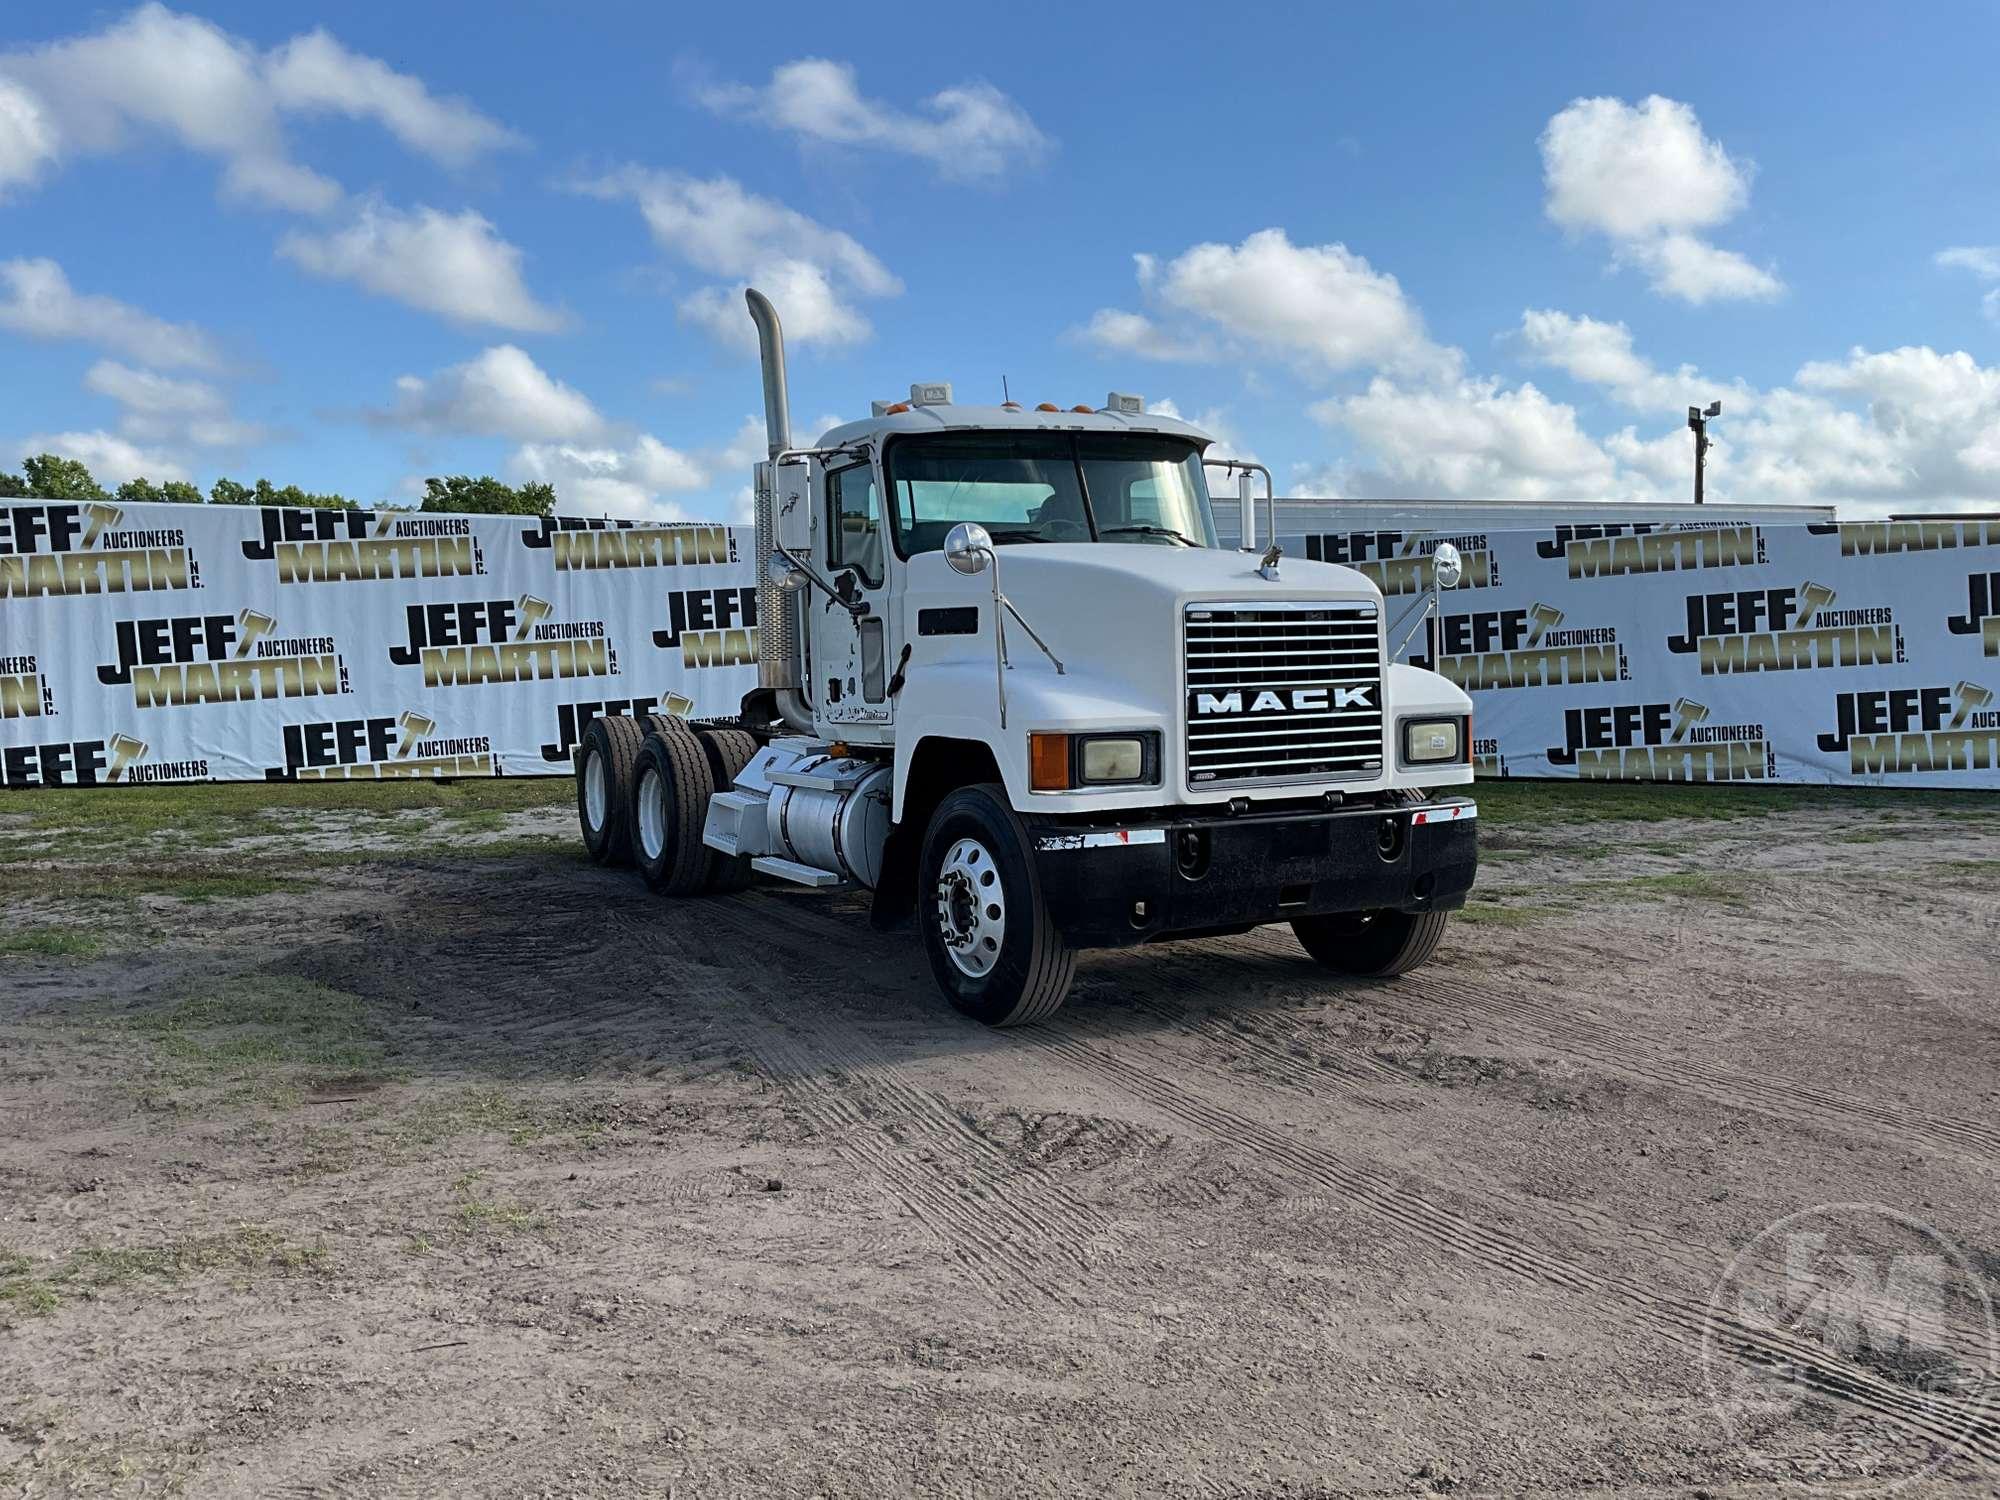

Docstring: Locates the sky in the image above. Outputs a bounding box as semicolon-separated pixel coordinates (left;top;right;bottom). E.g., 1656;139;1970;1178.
3;2;2000;520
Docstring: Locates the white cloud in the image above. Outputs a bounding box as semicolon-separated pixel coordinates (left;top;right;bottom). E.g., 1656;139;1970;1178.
509;435;707;521
1080;231;1453;378
693;58;1049;182
0;4;518;212
1311;377;1622;501
1937;245;2000;322
1533;331;2000;513
1071;308;1204;362
0;78;57;194
264;29;520;167
279;202;565;332
377;345;602;441
1540;95;1779;304
0;257;221;369
1616;232;1782;305
83;359;261;447
576;168;898;350
13;428;187;485
1517;308;1739;412
679;260;870;352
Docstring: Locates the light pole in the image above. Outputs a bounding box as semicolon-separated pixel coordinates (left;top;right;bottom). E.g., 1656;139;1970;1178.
1687;400;1721;505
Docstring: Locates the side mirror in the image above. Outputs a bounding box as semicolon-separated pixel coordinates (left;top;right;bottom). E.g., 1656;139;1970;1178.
944;522;993;575
766;550;810;593
1432;541;1463;590
773;460;811;552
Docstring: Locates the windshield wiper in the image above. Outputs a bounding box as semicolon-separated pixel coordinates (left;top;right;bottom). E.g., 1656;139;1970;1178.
1099;524;1198;546
985;528;1056;543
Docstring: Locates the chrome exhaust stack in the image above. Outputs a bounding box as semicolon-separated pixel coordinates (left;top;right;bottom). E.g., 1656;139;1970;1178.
745;289;812;730
746;287;792;461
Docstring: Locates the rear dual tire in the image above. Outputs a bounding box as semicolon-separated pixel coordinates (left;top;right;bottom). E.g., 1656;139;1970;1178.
576;715;645;866
632;725;758;895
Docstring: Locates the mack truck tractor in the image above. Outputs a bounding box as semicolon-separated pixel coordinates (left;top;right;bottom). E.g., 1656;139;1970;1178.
573;289;1478;1026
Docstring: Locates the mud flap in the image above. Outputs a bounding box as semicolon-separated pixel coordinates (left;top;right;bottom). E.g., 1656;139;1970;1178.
868;820;919;931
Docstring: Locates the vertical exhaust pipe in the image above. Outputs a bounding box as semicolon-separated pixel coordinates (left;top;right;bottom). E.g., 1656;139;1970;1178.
744;288;812;732
746;288;792;459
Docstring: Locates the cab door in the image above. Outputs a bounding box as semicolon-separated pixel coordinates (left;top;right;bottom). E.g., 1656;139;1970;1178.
813;460;895;739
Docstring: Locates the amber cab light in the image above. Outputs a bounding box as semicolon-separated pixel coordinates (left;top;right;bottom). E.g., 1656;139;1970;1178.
1029;733;1071;791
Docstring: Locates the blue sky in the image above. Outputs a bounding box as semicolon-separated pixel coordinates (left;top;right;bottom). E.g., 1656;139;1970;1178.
3;2;1999;518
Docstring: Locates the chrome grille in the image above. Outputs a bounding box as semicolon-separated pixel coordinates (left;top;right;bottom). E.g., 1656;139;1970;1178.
1184;601;1384;785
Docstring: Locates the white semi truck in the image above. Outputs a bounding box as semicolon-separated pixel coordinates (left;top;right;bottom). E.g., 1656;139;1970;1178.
574;290;1479;1025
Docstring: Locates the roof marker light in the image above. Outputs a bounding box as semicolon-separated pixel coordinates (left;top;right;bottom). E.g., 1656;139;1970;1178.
1035;402;1061;412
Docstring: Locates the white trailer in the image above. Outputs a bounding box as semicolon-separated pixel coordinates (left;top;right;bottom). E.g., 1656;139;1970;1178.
575;290;1479;1025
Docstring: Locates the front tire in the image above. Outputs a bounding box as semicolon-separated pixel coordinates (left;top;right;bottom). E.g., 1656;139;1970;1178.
918;785;1074;1027
1291;908;1449;977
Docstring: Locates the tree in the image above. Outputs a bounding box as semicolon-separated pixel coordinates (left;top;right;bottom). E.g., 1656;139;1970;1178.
209;475;354;510
21;454;107;500
0;471;26;498
116;476;204;504
419;474;555;516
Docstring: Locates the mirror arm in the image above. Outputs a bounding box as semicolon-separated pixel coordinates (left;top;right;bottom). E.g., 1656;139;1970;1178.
1203;457;1275;553
998;594;1064;675
1389;595;1435;660
771;546;866;617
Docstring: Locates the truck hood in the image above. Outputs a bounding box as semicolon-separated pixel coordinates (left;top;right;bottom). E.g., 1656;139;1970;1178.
912;541;1382;619
901;542;1384;722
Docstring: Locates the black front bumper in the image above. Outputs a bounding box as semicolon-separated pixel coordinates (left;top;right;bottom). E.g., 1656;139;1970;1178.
1029;797;1478;949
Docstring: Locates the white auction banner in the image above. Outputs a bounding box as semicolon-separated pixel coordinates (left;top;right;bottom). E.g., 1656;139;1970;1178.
1292;515;2000;788
3;500;1996;789
0;499;759;787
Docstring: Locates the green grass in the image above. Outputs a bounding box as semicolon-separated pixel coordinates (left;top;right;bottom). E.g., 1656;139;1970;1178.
114;976;392;1089
0;926;102;958
449;1171;549;1237
1612;871;1752;904
68;1227;331;1285
6;777;570;839
0;1228;327;1317
1938;859;2000;880
1455;899;1559;928
1475;779;1998;826
0;865;310;903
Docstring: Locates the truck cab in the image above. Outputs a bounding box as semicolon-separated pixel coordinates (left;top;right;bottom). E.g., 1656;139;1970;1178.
575;289;1478;1026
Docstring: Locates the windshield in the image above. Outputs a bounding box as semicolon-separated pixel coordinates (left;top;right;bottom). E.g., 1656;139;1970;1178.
885;432;1218;554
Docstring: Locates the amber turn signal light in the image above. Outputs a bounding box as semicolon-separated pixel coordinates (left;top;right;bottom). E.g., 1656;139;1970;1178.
1028;733;1071;791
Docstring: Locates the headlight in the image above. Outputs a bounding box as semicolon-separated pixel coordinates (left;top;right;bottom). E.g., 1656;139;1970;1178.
1027;732;1160;789
1080;737;1144;782
1402;717;1463;765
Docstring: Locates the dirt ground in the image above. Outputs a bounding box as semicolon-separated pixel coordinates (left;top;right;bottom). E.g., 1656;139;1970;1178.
2;778;1998;1497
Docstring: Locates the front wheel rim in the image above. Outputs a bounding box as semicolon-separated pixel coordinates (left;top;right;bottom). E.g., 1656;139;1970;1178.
637;766;667;861
935;836;1005;978
583;749;607;832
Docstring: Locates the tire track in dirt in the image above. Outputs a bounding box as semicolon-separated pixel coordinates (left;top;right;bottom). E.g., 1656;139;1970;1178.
1079;947;1421;1111
1054;993;1999;1374
1006;1023;2000;1474
610;895;1118;1310
1369;968;2000;1169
